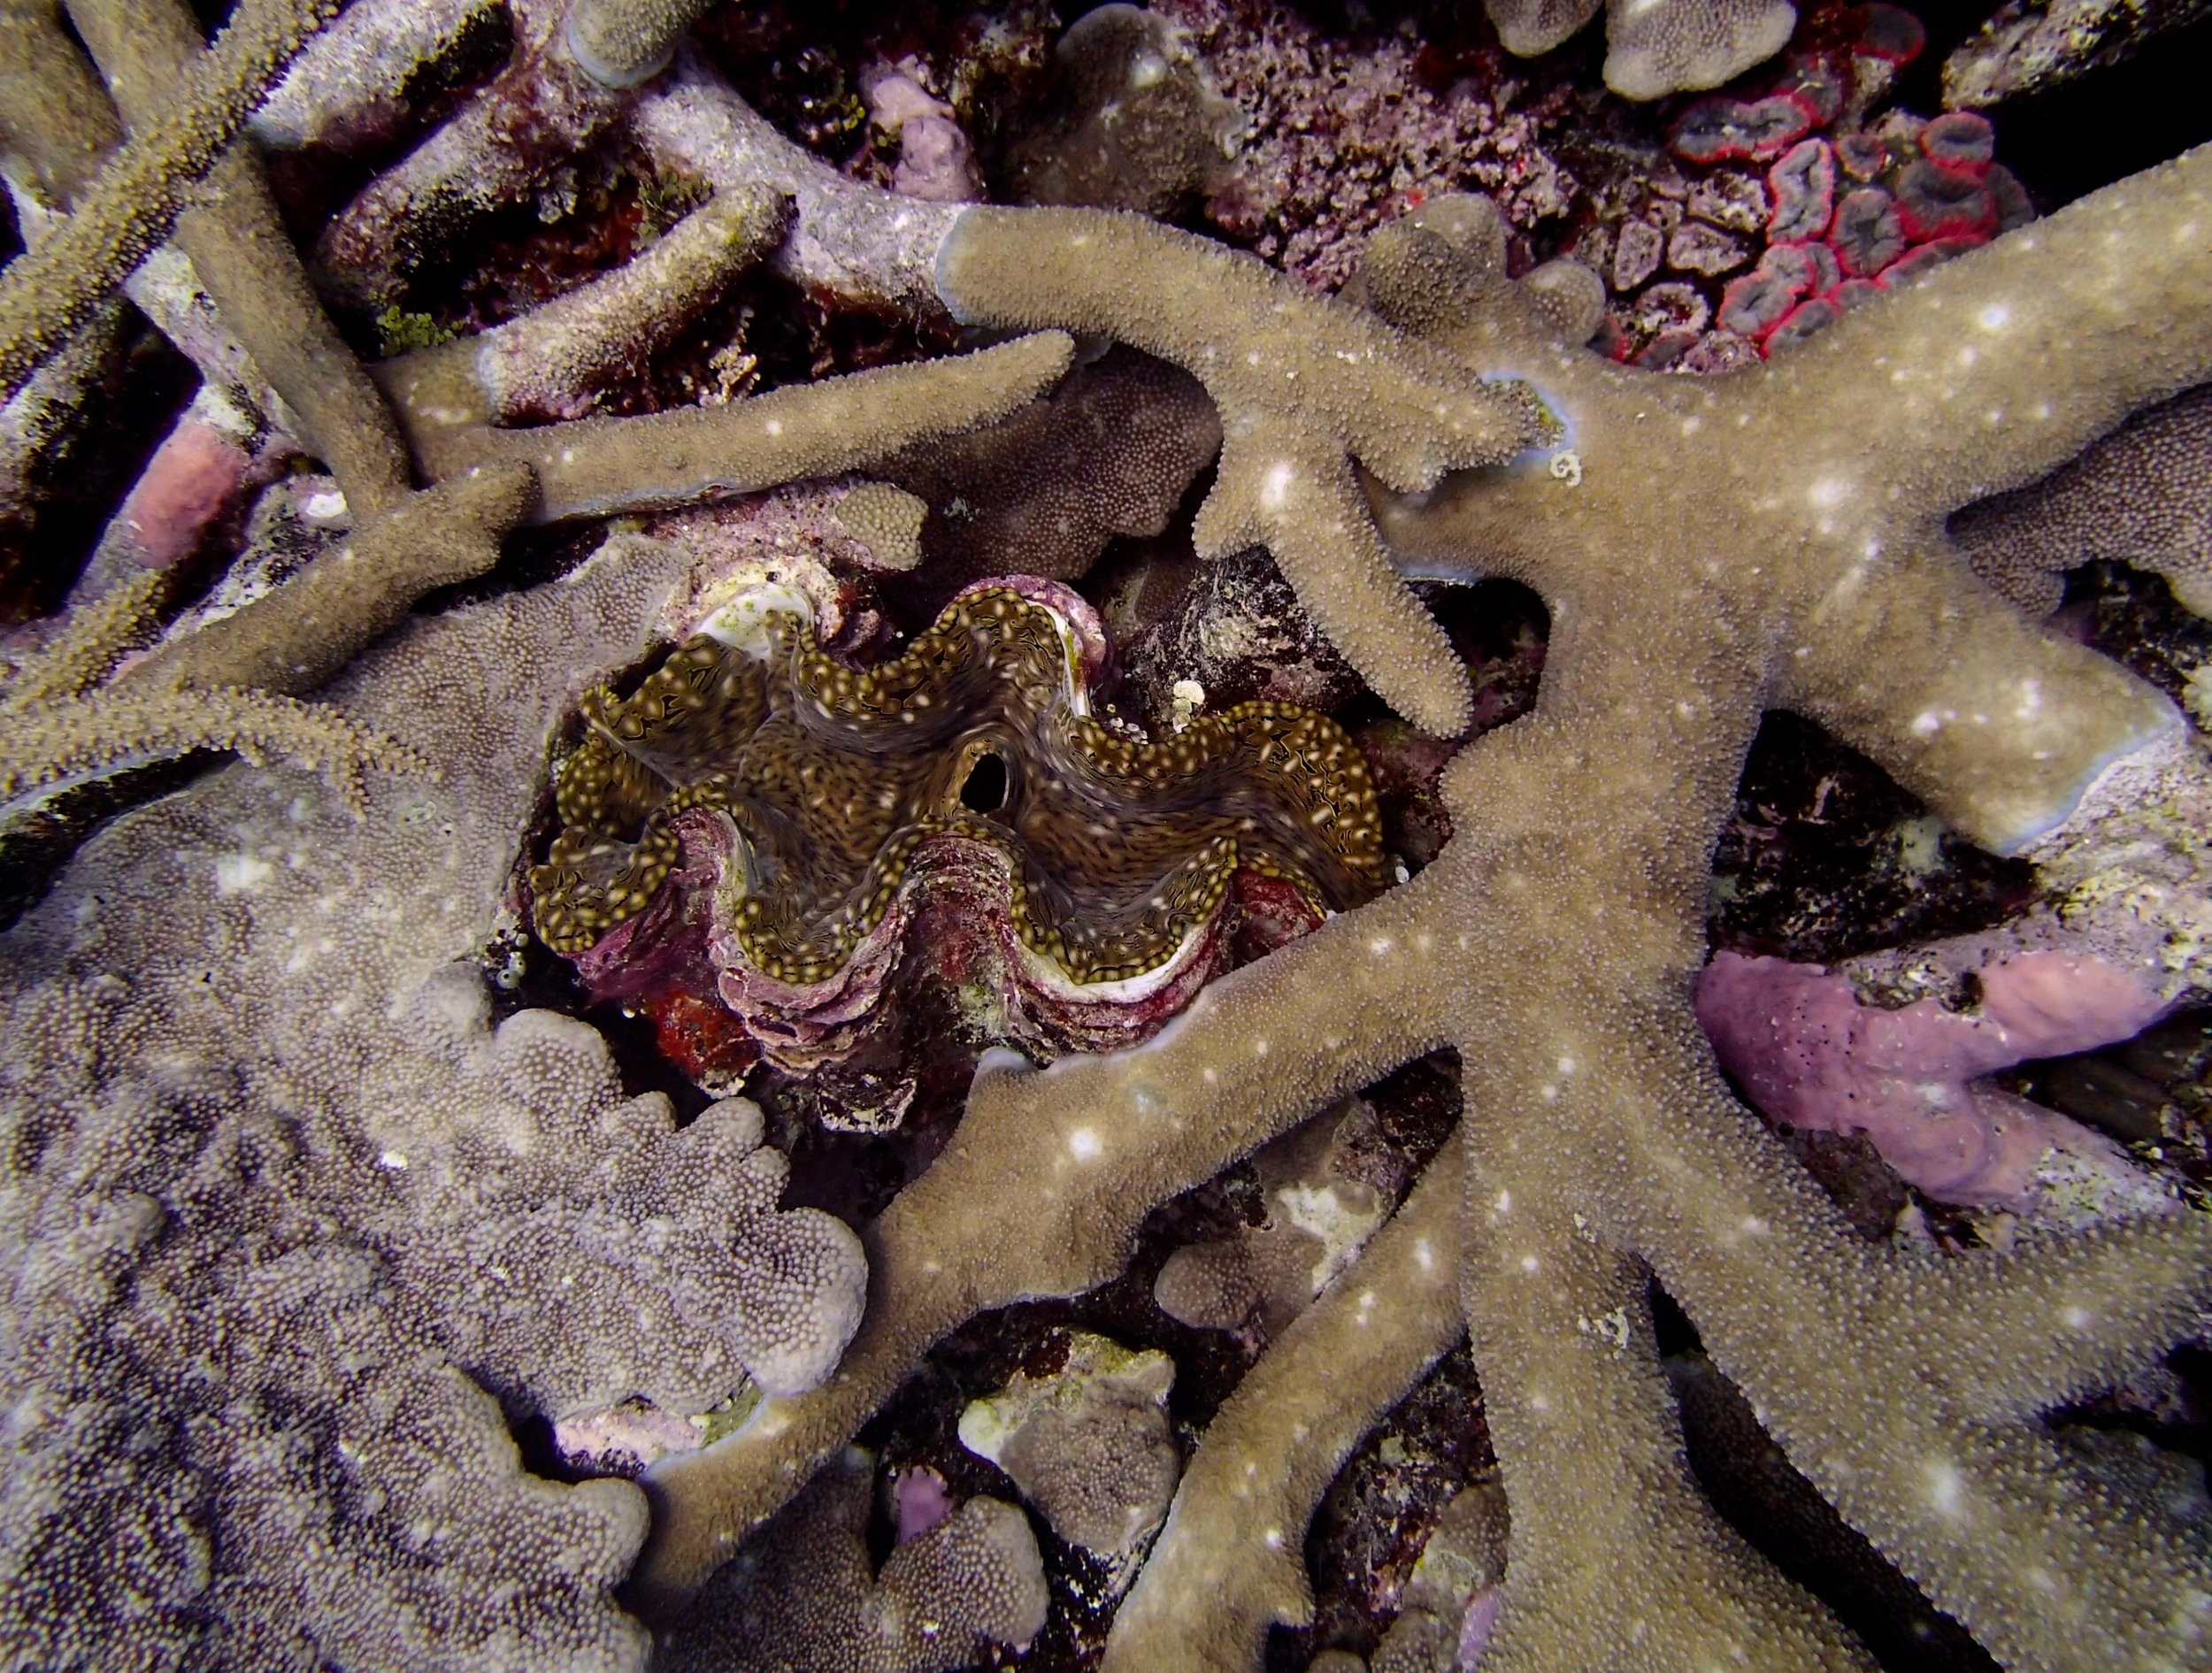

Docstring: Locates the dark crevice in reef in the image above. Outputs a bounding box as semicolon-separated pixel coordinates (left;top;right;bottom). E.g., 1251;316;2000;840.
1272;1339;1496;1672
2067;559;2212;709
481;899;719;1132
1649;1289;2000;1672
841;1050;1465;1669
1894;0;2212;211
1708;710;2039;965
2;318;198;628
1670;1341;2002;1673
412;518;626;615
0;756;213;937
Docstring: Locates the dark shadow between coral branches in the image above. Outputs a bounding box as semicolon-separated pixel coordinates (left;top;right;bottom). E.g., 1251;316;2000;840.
1891;2;2212;212
1710;710;2036;966
1662;1302;2001;1673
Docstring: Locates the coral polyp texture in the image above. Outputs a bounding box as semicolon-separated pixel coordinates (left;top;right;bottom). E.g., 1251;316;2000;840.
0;1;2209;1671
1487;0;1798;100
533;578;1388;1079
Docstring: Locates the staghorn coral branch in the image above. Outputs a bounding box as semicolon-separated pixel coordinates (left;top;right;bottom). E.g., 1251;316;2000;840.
314;0;726;307
1753;144;2212;526
417;334;1075;523
561;0;714;88
68;0;415;517
251;0;498;151
1893;1212;2212;1419
1099;1138;1466;1673
0;0;339;406
1463;1175;1873;1672
0;464;533;822
936;204;1555;735
127;461;535;696
371;186;786;438
0;1;121;210
1585;993;2212;1672
627;870;1461;1615
1196;411;1479;737
627;50;965;319
0;567;167;707
1775;542;2177;855
0;678;430;815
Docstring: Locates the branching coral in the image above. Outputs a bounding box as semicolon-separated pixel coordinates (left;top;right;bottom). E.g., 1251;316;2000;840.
0;0;340;404
630;140;2212;1673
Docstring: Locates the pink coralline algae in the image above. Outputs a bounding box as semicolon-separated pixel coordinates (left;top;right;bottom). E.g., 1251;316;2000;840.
1696;946;2172;1208
115;409;253;571
530;576;1388;1113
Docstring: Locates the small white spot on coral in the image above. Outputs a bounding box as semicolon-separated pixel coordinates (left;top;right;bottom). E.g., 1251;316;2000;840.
1067;1127;1102;1160
1977;303;2009;331
1910;710;1943;737
1414;1238;1436;1273
1494;1189;1512;1213
377;1151;408;1170
1259;460;1294;510
1556;1055;1577;1075
2062;1305;2093;1330
1923;1457;1967;1523
1519;1254;1540;1272
215;855;273;894
1369;935;1394;955
1808;477;1846;509
764;418;784;436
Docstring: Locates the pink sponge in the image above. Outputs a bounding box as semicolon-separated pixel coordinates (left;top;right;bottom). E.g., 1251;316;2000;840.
1696;948;2169;1208
118;416;251;571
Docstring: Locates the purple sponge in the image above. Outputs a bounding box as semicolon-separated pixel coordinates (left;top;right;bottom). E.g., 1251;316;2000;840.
1696;948;2168;1208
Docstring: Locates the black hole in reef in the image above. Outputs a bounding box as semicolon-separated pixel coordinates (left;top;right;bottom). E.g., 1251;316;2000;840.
959;751;1010;812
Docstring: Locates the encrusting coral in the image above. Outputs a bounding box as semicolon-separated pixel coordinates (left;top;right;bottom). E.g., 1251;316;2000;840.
1486;0;1798;100
1950;382;2212;617
2;2;2211;1670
